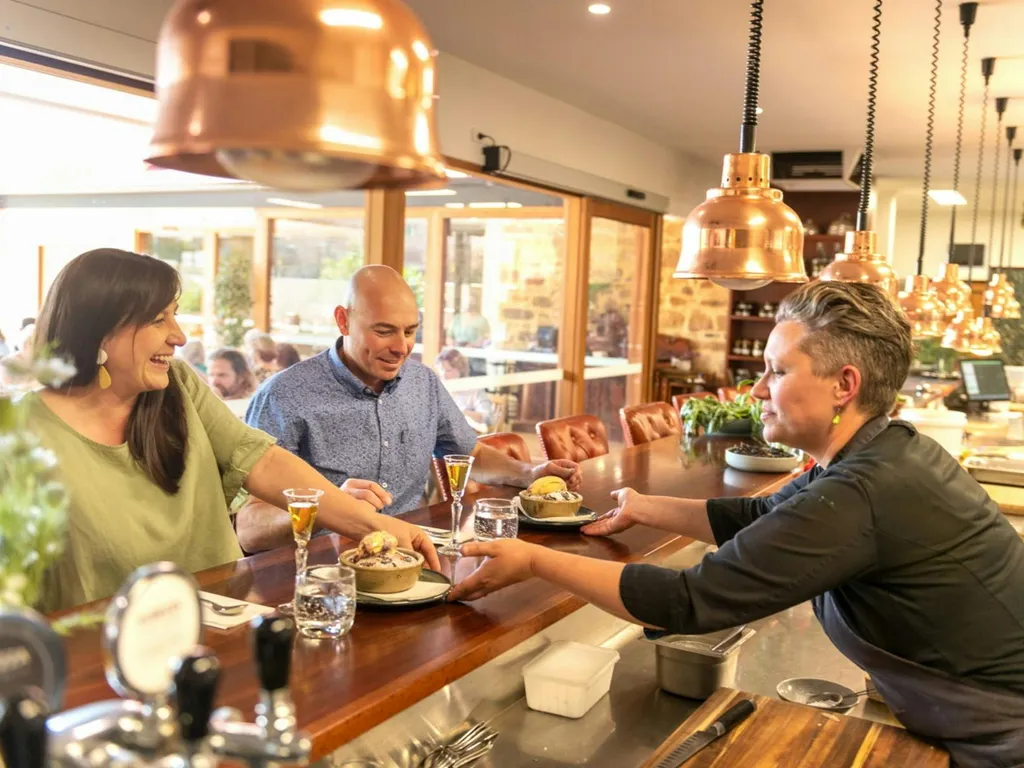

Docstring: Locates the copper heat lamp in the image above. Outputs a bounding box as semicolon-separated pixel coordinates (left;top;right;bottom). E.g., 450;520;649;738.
819;0;899;297
898;0;946;339
146;0;446;191
675;0;806;290
988;140;1021;319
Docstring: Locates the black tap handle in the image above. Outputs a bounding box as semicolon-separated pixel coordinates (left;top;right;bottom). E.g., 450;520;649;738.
173;647;221;743
251;612;294;693
0;691;49;768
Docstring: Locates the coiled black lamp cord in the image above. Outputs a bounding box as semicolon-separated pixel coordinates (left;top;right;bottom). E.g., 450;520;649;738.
739;0;764;153
916;0;942;276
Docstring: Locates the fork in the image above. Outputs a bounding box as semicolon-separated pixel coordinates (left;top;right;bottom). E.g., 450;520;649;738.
420;723;497;767
200;597;245;616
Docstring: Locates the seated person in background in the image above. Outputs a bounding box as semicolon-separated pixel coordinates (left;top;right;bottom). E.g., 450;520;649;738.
23;249;437;611
179;340;207;381
249;333;278;383
275;342;301;371
208;348;258;400
238;266;581;553
434;347;495;432
447;297;491;348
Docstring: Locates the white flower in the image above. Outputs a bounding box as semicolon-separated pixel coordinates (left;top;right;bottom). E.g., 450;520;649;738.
29;448;58;470
21;551;38;568
33;357;77;386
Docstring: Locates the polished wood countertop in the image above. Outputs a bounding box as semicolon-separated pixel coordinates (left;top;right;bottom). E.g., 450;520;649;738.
55;436;792;760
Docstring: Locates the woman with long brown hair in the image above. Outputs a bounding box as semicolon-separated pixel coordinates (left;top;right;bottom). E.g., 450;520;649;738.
26;248;438;611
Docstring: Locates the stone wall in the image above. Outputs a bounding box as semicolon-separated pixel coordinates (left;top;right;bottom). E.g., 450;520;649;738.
657;219;729;379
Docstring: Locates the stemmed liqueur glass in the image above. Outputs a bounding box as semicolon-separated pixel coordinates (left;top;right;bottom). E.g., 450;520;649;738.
278;488;324;615
439;455;475;557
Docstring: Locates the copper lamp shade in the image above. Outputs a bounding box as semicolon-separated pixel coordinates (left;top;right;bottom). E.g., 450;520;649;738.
675;154;807;290
817;230;899;298
146;0;446;190
940;306;976;352
978;316;1003;355
986;274;1021;319
931;263;973;319
898;274;944;338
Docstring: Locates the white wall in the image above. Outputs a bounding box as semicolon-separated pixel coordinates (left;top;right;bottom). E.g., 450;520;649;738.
0;0;719;211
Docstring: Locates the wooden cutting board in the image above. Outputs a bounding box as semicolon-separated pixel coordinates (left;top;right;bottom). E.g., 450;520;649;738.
642;688;949;767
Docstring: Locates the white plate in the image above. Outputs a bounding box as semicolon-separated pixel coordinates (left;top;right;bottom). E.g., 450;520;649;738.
725;448;803;473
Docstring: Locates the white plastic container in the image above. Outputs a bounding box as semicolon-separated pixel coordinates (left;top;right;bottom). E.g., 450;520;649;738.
522;641;620;719
899;408;966;457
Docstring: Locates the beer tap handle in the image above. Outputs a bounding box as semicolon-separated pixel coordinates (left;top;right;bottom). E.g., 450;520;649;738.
0;691;49;768
251;613;294;693
173;648;221;744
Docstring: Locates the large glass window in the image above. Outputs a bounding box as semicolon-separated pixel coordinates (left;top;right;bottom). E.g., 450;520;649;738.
268;213;365;351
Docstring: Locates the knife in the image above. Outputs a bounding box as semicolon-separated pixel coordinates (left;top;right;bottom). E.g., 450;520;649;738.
655;698;756;767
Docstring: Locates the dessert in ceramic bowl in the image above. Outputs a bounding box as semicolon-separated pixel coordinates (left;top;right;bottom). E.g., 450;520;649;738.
340;531;424;594
518;476;584;519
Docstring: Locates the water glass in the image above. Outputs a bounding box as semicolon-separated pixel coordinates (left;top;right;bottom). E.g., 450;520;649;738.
473;498;518;541
294;565;356;639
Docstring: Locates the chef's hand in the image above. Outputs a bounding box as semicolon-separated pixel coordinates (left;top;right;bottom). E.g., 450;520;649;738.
447;539;537;602
581;487;643;537
374;515;441;572
528;459;582;491
340;478;393;511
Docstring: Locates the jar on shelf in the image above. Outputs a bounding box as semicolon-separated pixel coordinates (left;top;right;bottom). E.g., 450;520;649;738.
758;302;776;318
751;339;764;358
827;212;854;236
803;218;820;236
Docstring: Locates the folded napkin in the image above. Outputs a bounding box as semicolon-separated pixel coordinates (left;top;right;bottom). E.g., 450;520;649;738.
357;579;450;603
199;591;274;630
417;524;458;546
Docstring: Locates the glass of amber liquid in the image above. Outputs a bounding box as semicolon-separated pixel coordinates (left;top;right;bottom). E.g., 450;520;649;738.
278;488;324;615
439;455;475;557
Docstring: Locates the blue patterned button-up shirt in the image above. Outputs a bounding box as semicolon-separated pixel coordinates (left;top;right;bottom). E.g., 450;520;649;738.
245;343;478;514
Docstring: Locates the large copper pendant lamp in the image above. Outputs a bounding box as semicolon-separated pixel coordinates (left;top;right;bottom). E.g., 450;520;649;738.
898;0;945;339
931;4;977;320
146;0;447;191
943;57;995;353
986;126;1020;318
674;0;806;290
819;0;899;298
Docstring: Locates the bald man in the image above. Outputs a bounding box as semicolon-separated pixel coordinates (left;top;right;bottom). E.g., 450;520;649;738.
237;266;581;553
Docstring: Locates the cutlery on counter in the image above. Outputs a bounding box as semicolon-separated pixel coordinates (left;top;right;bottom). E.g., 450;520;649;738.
656;699;755;767
419;721;498;767
709;625;746;654
199;597;246;616
805;687;876;709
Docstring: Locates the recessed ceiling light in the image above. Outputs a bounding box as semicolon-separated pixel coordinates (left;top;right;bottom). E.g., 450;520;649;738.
445;202;466;208
266;197;323;209
405;189;457;197
928;190;967;206
588;4;611;15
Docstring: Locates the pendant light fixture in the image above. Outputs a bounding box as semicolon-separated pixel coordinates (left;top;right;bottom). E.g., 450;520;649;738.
674;0;806;290
819;0;899;297
898;0;945;338
987;125;1020;318
931;3;977;319
983;99;1010;313
943;57;995;353
146;0;447;191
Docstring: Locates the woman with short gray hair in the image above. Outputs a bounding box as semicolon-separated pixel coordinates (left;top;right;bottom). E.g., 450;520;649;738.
450;281;1024;766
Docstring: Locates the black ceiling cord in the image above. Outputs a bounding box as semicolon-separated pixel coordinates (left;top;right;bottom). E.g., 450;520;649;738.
986;98;1010;272
997;126;1017;273
477;132;512;174
739;0;764;154
946;3;977;258
855;0;883;233
1007;148;1023;270
916;0;943;277
967;57;995;284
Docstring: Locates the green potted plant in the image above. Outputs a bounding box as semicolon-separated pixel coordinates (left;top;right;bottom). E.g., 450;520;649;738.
680;382;764;439
214;249;254;348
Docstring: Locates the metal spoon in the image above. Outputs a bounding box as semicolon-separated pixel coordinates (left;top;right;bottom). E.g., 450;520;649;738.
710;625;746;654
806;688;874;709
200;597;246;616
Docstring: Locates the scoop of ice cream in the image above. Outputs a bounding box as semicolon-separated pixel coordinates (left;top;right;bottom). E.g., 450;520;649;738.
354;531;399;561
347;549;420;569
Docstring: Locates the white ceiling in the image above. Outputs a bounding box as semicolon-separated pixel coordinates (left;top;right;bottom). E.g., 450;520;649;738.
403;0;1024;186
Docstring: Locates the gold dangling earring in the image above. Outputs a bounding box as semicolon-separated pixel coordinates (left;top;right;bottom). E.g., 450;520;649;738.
97;349;112;390
832;406;841;426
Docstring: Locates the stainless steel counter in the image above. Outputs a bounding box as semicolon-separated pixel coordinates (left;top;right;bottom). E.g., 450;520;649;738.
325;542;899;768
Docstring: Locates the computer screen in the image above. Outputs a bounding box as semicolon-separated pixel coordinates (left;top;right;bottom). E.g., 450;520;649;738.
959;358;1012;402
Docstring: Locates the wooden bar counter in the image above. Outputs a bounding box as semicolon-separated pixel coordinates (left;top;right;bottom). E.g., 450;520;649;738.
55;436;792;761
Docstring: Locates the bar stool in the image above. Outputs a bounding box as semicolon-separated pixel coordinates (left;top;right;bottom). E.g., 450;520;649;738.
619;402;683;448
432;432;532;501
535;414;609;462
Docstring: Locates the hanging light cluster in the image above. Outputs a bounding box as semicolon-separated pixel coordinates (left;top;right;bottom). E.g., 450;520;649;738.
943;57;996;355
898;0;946;338
674;0;807;290
819;0;899;298
986;131;1021;319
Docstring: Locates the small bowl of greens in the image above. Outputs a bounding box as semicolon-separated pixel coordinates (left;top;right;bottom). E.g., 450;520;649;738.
680;383;762;438
725;442;803;473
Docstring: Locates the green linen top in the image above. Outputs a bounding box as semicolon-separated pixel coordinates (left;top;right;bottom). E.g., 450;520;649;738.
24;360;276;612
